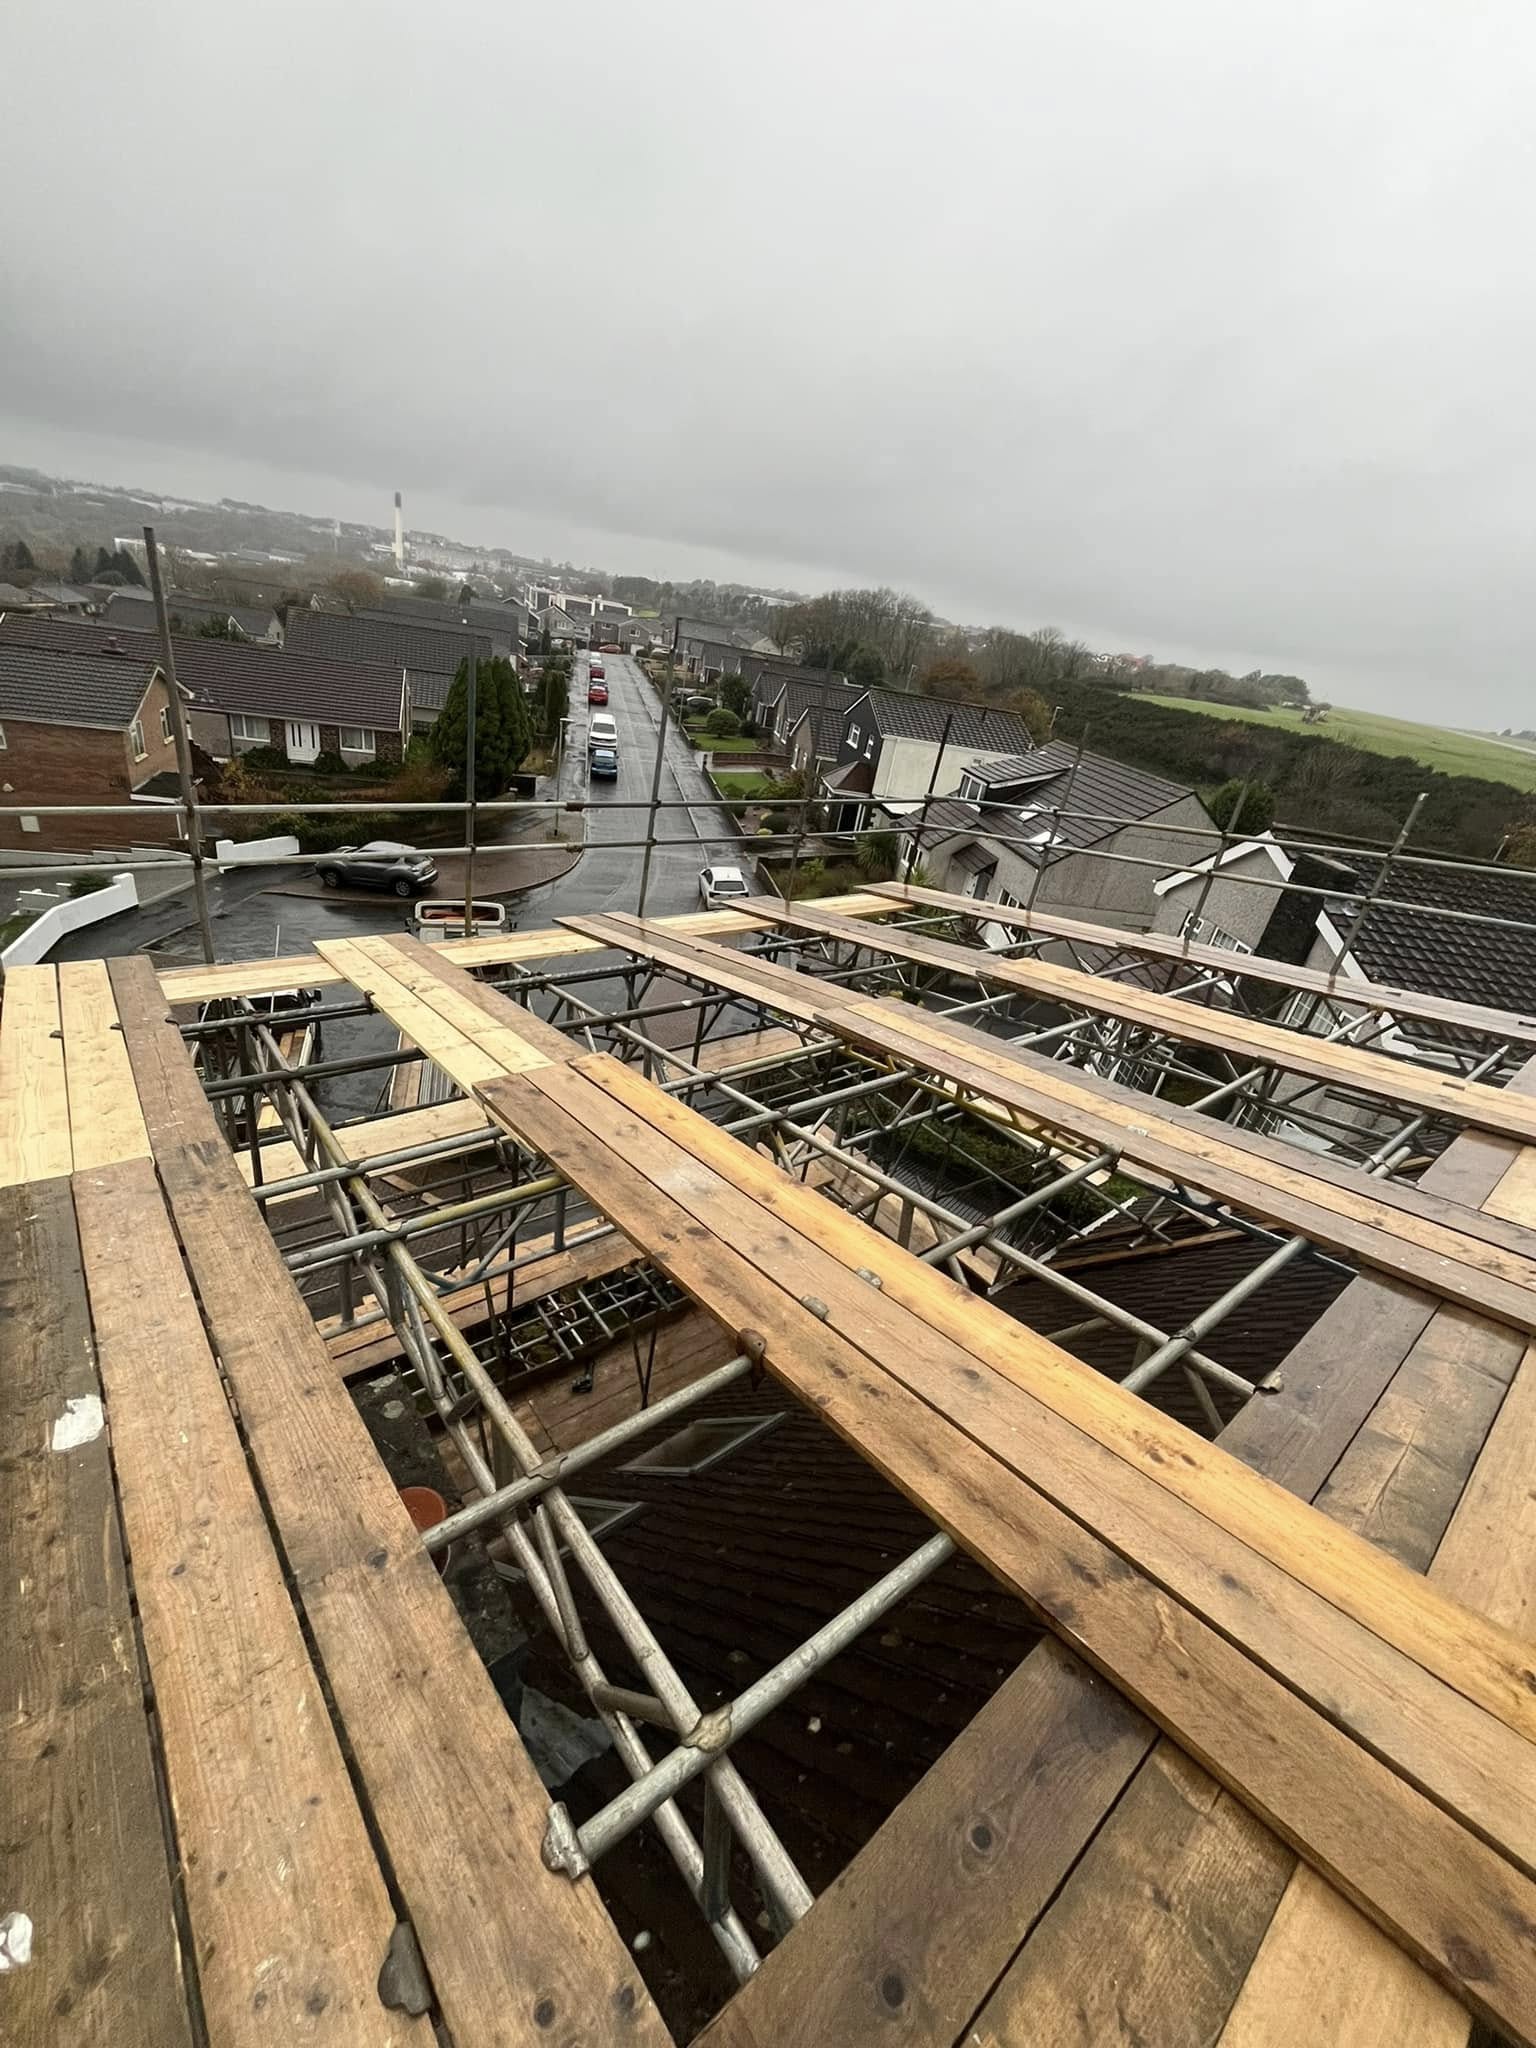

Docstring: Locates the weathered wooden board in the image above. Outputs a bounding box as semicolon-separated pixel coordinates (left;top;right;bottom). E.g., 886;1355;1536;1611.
693;1641;1154;2048
476;1054;1536;2043
107;955;672;2048
73;1156;415;2048
0;1176;194;2048
874;880;1536;1049
752;895;1536;1145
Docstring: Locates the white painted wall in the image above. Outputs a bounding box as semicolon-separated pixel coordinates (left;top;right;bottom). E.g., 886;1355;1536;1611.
1;871;138;969
214;833;301;866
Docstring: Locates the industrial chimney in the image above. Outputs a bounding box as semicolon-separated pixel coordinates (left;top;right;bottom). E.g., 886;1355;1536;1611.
393;491;404;570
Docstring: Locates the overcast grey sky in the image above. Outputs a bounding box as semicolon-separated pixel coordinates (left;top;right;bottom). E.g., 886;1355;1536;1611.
5;0;1534;721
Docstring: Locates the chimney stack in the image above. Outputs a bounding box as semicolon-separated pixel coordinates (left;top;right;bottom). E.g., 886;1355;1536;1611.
393;491;404;571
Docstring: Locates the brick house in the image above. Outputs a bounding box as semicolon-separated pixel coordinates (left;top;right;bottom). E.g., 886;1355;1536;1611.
0;641;185;850
0;614;407;769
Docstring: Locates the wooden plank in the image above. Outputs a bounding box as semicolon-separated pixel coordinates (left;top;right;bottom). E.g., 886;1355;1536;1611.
155;891;899;1007
326;1227;639;1379
343;935;562;1070
751;895;1536;1146
969;1744;1294;2048
694;1640;1154;2048
563;1054;1536;1761
0;1176;194;2048
238;1098;492;1192
569;917;1536;1336
377;932;581;1062
560;912;829;1027
72;1156;415;2047
0;964;70;1186
476;1059;1536;2043
56;958;150;1173
315;937;509;1092
106;955;671;2048
875;879;1536;1050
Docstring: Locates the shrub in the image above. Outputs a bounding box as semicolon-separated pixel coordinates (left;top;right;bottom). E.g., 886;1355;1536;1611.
704;707;741;738
240;744;289;773
761;809;794;836
68;873;111;897
311;749;348;776
855;830;898;880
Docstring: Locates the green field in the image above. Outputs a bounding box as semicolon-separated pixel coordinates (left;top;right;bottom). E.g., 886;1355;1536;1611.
1139;695;1536;793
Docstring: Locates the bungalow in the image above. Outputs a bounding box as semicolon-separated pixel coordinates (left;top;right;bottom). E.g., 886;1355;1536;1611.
754;672;861;750
285;609;494;680
0;639;185;850
916;742;1218;934
536;604;587;648
361;596;525;659
103;589;283;644
0;613;407;767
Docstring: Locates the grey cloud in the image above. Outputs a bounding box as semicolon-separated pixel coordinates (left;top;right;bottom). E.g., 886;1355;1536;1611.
5;0;1535;721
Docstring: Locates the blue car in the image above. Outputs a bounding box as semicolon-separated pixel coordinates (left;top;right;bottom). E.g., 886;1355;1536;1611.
590;747;619;780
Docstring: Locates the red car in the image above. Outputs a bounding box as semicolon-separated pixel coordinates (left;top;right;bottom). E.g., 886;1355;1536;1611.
589;659;606;681
587;681;608;704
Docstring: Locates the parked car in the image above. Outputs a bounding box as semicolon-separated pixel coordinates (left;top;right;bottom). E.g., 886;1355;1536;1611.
590;746;620;780
699;864;750;907
589;712;619;753
588;681;608;704
588;658;605;681
315;841;439;897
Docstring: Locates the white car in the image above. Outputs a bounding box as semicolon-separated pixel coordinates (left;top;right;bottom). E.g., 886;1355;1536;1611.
699;864;750;907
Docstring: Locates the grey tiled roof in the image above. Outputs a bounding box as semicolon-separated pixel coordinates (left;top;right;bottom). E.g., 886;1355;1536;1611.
0;613;403;728
0;642;158;728
286;609;492;676
104;591;277;640
360;597;522;644
1324;852;1536;1015
856;689;1037;752
788;703;846;761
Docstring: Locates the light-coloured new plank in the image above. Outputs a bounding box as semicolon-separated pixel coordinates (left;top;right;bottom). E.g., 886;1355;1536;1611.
316;937;508;1092
0;964;70;1185
57;958;150;1172
156;891;899;1007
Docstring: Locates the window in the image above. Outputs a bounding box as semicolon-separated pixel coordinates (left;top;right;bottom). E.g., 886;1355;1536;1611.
0;721;6;749
620;1413;784;1477
230;713;268;743
339;727;375;754
160;705;172;743
489;1496;644;1584
1181;910;1251;954
129;719;146;760
847;723;861;750
864;735;875;758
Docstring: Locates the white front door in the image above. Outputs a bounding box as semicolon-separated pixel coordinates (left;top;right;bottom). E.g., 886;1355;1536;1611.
286;720;320;762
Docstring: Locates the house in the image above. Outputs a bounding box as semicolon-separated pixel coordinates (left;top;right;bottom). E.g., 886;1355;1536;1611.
0;613;406;766
785;701;849;784
754;672;861;750
162;637;408;766
285;608;494;682
821;691;1040;832
0;639;185;849
25;582;92;612
366;596;525;659
103;589;283;644
536;604;587;648
671;618;780;674
913;742;1218;933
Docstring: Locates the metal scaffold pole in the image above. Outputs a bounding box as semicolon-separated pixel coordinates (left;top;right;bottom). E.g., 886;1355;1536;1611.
143;524;217;964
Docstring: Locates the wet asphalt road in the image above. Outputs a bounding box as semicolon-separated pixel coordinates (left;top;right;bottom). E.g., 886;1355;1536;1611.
48;651;750;1118
52;651;739;973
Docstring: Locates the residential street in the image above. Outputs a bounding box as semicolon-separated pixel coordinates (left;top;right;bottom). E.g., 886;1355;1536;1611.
45;649;743;976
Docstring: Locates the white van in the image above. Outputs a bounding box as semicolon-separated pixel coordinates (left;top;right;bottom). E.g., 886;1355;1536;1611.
588;712;618;753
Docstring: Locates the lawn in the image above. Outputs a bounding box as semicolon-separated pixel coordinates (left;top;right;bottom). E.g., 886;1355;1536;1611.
1138;695;1536;793
712;770;782;799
